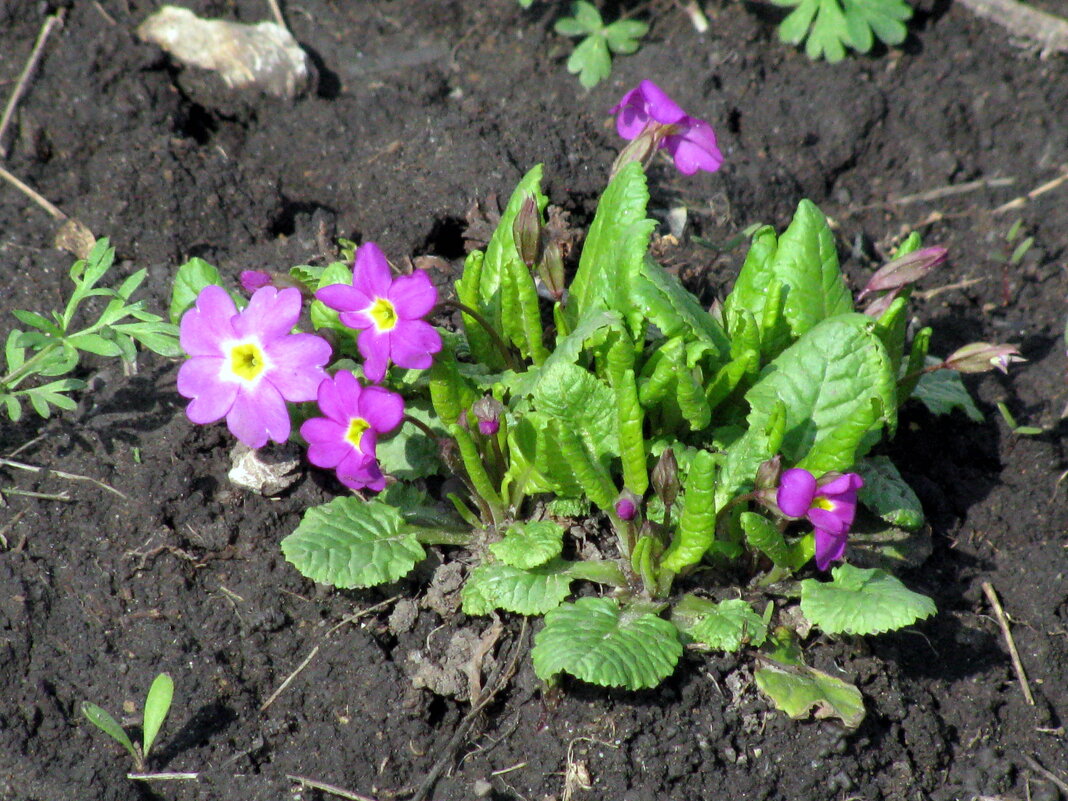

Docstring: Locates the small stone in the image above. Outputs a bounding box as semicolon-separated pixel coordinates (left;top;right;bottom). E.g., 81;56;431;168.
228;442;302;496
473;778;493;797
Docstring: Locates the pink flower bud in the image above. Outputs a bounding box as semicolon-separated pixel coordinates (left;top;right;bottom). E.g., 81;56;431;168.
858;246;947;302
240;270;273;293
943;342;1024;374
615;491;640;521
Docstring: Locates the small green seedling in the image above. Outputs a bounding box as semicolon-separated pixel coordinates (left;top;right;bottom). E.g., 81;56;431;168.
555;1;648;88
996;402;1044;437
82;673;174;773
770;0;912;62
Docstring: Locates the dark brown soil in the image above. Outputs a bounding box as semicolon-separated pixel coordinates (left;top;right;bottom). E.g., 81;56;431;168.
2;2;1068;800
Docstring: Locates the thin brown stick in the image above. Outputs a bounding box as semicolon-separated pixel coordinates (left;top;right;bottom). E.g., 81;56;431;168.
890;176;1015;207
92;2;117;25
265;0;288;30
1023;755;1068;796
326;593;402;636
126;772;199;781
1;488;71;502
982;581;1035;706
0;165;67;220
0;10;64;159
0;457;126;499
956;0;1068;56
259;645;319;712
993;168;1068;215
286;774;379;801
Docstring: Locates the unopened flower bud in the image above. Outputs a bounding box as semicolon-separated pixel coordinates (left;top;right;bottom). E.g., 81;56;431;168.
651;448;680;509
513;194;542;269
537;240;567;302
755;455;783;491
943;342;1024;374
240;270;273;293
708;297;725;328
858;246;948;302
471;395;504;436
615;490;639;521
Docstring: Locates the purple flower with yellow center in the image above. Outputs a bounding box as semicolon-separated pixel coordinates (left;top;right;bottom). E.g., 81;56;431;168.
776;468;864;572
611;79;724;176
300;370;404;492
177;285;331;449
316;242;442;382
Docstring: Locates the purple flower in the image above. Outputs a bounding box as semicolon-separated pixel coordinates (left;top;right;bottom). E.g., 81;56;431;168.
178;285;331;449
316;242;442;382
300;370;404;491
239;270;273;293
615;492;638;522
777;468;864;571
611;80;723;176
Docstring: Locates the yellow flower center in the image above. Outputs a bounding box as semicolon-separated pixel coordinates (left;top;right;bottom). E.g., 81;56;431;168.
368;297;398;331
812;496;836;512
345;417;370;449
230;342;266;381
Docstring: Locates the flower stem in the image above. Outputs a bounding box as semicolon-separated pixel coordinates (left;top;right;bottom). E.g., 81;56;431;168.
438;300;520;371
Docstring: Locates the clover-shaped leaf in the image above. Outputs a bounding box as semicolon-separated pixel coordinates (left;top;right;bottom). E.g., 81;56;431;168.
771;0;911;62
555;2;648;88
532;597;682;689
800;564;936;635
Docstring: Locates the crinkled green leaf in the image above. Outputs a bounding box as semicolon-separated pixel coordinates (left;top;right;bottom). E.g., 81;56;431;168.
490;520;565;569
568;163;651;328
507;310;625;399
725;200;852;345
634;256;731;363
533;597;682;689
755;660;865;727
169;257;225;324
847;519;932;571
376;401;444;480
741;511;810;570
532;362;617;462
661;449;718;572
856;455;923;529
745;314;896;475
672;595;768;652
801;564;936;635
912;364;983;421
714;401;786;512
462;558;573;616
281;498;425;589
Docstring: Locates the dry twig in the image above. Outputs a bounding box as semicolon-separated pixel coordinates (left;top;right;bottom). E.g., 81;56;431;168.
0;10;65;159
259;645;320;712
287;774;379;801
982;581;1035;706
0;456;126;499
993;167;1068;215
0;164;66;220
957;0;1068;56
1023;754;1068;796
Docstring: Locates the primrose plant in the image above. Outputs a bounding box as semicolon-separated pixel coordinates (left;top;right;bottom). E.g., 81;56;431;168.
171;80;1019;725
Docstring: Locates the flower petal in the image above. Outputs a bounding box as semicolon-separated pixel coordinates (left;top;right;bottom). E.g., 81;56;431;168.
317;283;370;314
360;386;405;433
180;285;237;357
388;271;438;319
813;528;848;571
352;242;393;299
179;359;239;424
265;333;332;402
227;382;290;448
808;506;851;536
314;373;346;423
388;320;442;371
357;327;391;382
777;468;817;517
232;287;301;342
336;450;385;491
301;418;351;468
612;88;649;139
819;472;864;497
636;80;687;125
665;120;723;176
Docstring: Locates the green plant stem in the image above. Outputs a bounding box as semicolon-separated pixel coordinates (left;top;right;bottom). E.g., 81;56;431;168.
403;413;440;443
438;300;521;372
0;340;61;390
566;559;628;588
411;527;473;547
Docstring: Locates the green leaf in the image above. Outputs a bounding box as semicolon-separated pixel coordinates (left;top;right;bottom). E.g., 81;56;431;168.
744;314;896;475
170;258;226;324
800;564;936;635
376;401;444;480
673;596;769;652
281;498;426;588
847;520;932;572
912;364;983;421
547;418;618;511
714;401;786;511
568;30;613;88
633;256;731;362
66;332;124;357
81;702;138;761
755;660;865;727
568;163;651;328
142;673;173;759
2;394;22;421
604;19;648;54
532;597;682;690
741;511;810;569
614;367;648;495
4;329;26;374
124;323;183;358
532;362;617;463
772;0;911;61
856;455;923;529
309;261;355;334
12;309;62;337
490;520;565;569
661;449;718;572
555;1;603;35
462;558;574;616
725;200;853;346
